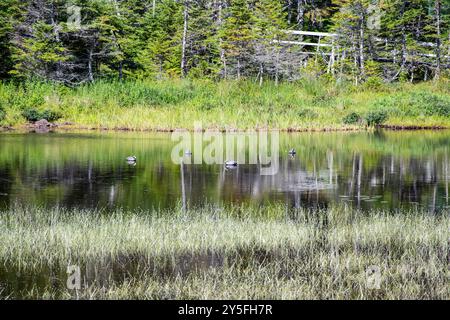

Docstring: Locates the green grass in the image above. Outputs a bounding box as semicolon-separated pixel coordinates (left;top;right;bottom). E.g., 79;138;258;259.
0;204;448;299
0;79;449;131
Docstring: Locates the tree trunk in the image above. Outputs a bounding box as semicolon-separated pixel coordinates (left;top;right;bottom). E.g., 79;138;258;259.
287;0;292;25
359;14;365;77
297;0;305;30
237;58;241;80
352;36;359;85
259;63;263;87
181;0;189;77
400;1;407;74
218;0;227;79
434;0;441;80
50;3;63;81
88;48;94;82
275;49;280;86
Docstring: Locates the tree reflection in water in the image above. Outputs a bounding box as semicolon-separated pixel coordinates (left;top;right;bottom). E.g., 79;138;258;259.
0;130;449;212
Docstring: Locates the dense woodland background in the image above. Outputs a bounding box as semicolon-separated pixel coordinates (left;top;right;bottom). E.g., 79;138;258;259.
0;0;448;86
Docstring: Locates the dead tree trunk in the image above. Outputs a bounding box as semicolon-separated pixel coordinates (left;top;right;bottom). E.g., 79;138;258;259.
237;58;241;80
297;0;305;30
434;0;441;80
88;48;94;82
259;63;263;86
181;0;189;77
400;1;407;74
275;49;280;86
359;15;365;77
217;0;227;79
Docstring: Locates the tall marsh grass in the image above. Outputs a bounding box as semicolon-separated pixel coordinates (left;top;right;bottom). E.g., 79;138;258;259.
0;79;449;130
0;204;448;299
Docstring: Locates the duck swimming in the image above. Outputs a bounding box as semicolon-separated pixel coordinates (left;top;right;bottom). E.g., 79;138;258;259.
225;160;238;167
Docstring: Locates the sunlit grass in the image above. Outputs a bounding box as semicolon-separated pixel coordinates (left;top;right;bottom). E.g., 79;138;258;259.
0;204;448;299
0;79;449;130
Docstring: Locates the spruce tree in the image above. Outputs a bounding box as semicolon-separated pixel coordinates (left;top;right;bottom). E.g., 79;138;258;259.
253;0;288;85
220;0;255;79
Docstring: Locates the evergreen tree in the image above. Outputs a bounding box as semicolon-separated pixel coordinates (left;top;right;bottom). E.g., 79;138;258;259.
185;0;221;78
135;0;182;78
0;0;22;79
11;1;70;82
0;0;446;83
220;0;255;79
253;0;288;85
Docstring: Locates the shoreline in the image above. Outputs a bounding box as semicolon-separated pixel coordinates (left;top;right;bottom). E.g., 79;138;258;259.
1;79;449;134
1;123;449;133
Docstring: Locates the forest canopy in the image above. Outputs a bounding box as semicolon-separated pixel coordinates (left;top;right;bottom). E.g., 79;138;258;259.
0;0;448;85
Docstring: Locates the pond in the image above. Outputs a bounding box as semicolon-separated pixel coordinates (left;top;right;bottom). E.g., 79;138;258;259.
0;129;449;212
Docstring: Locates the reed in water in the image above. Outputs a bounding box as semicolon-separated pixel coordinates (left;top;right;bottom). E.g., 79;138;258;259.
0;204;448;299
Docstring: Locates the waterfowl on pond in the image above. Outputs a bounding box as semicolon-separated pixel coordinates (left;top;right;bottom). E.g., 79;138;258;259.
225;160;238;167
126;156;137;162
288;148;296;155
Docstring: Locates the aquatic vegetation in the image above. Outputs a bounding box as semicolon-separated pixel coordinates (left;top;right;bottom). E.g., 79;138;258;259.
0;205;448;299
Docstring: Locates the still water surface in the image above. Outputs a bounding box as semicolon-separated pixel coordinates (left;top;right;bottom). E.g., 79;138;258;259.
0;130;449;212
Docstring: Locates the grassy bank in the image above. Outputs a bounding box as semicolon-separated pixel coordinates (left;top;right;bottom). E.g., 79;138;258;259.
0;205;448;299
0;79;449;131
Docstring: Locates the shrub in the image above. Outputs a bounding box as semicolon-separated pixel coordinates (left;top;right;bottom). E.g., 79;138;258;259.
22;109;41;122
417;93;450;117
370;92;450;117
363;76;384;91
365;110;388;126
22;108;61;122
298;108;318;119
41;110;62;122
343;112;361;125
0;106;5;122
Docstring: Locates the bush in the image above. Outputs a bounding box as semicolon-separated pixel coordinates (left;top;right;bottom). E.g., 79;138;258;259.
363;76;384;91
417;93;450;117
365;110;388;126
22;109;42;122
298;108;318;119
371;92;450;117
343;112;361;125
22;108;61;122
41;110;62;122
0;106;5;122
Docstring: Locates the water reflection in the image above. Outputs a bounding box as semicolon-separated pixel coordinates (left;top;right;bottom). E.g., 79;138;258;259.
0;130;449;212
